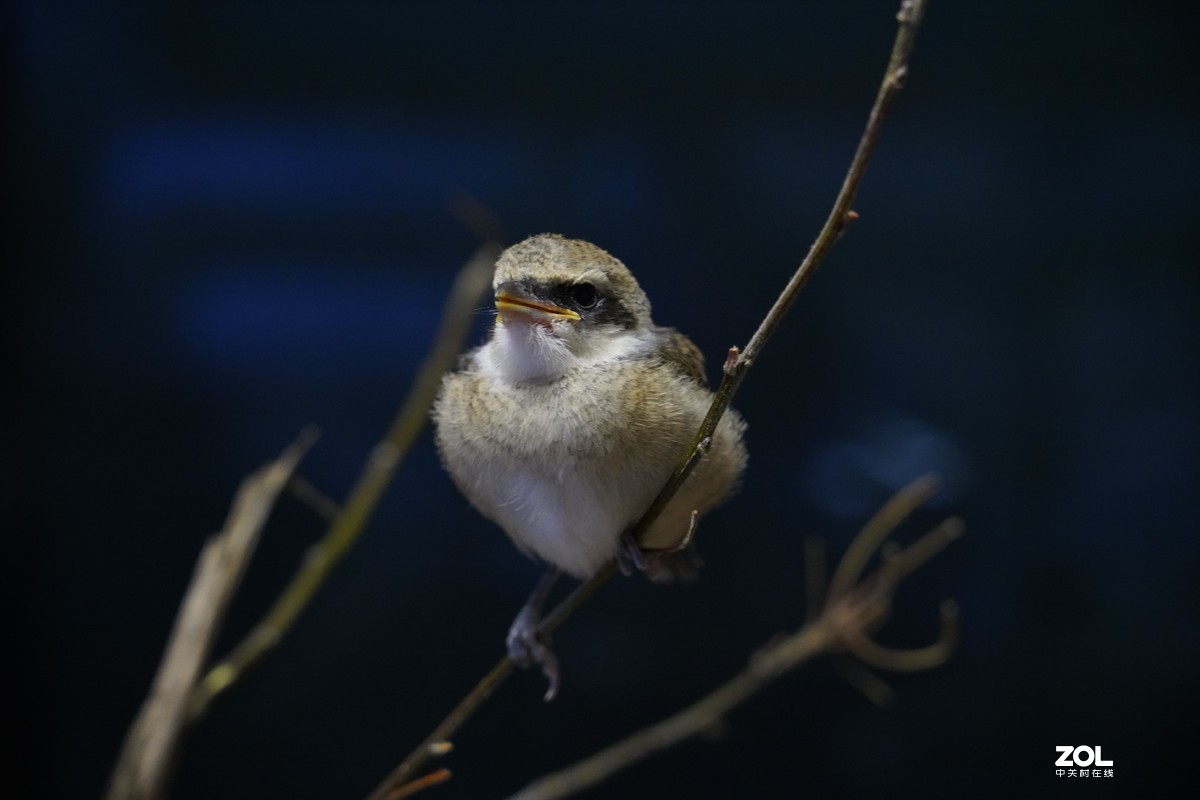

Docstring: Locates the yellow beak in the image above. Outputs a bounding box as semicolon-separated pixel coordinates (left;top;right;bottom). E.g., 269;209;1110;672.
495;290;581;324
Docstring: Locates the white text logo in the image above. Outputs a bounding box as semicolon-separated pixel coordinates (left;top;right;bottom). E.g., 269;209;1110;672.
1055;746;1114;778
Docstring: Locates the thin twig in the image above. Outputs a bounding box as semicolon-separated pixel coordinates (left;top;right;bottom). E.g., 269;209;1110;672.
367;657;515;800
187;241;501;720
365;565;618;800
630;0;928;544
388;768;453;800
504;477;960;800
369;1;931;795
105;429;318;800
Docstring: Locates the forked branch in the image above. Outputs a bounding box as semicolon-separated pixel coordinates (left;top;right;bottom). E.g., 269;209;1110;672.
504;476;961;800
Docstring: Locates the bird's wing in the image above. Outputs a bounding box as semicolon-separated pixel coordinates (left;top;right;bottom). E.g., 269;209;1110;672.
656;328;709;387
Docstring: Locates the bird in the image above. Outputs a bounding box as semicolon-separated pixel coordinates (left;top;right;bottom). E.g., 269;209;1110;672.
432;233;747;697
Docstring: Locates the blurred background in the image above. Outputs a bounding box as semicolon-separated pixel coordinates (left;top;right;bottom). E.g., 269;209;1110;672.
9;1;1197;798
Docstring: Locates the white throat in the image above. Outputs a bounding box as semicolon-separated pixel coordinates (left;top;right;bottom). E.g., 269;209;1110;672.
480;320;650;385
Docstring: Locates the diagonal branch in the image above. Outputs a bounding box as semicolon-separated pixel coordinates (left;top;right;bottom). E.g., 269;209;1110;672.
366;1;932;797
186;241;501;721
633;0;929;542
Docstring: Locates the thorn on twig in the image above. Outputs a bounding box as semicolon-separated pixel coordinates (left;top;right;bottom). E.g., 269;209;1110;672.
834;209;862;243
723;346;741;376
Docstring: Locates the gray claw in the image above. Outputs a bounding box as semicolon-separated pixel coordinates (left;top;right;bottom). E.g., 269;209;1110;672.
507;604;561;701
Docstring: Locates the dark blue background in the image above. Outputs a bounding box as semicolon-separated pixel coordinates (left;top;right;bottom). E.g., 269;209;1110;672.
10;2;1197;798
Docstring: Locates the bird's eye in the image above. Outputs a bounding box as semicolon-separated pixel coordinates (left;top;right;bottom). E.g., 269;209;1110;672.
570;282;599;309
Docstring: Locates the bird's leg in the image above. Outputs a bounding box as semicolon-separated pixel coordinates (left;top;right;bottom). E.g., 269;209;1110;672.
506;566;562;701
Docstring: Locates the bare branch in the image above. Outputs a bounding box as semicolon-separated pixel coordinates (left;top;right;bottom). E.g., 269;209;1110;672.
105;428;317;800
187;241;501;720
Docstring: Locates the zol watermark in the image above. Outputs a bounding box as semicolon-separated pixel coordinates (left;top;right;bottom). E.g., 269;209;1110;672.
1055;746;1114;778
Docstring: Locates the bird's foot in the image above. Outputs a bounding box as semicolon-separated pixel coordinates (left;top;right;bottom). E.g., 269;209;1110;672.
618;533;703;584
506;604;561;702
507;567;562;701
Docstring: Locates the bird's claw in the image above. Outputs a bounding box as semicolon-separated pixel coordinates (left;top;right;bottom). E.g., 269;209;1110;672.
507;605;561;702
618;533;702;584
616;533;643;577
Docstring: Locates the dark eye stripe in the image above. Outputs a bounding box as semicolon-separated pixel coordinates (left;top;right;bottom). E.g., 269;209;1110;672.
587;296;637;329
528;279;638;330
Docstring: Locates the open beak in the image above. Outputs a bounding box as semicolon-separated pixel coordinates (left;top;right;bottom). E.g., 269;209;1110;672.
495;288;581;325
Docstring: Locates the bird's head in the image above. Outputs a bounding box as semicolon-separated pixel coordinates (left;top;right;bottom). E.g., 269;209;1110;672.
486;234;654;383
